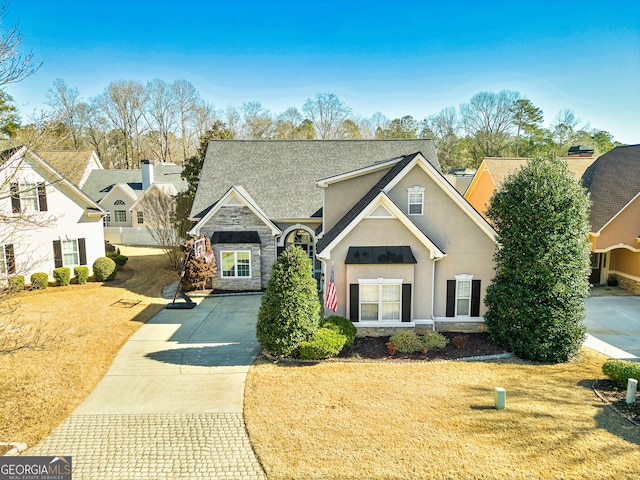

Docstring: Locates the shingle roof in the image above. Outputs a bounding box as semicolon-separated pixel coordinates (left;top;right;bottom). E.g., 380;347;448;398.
483;157;596;189
82;163;186;202
581;144;640;232
38;150;99;186
190;140;440;220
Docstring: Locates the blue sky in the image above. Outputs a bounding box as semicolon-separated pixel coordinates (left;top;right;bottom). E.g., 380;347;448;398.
5;0;640;143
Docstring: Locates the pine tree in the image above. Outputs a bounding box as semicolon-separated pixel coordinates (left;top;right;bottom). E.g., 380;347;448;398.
256;246;320;357
484;157;591;362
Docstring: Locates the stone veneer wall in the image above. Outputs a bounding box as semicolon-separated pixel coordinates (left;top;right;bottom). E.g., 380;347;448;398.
211;243;262;291
200;205;277;290
610;274;640;294
355;322;486;337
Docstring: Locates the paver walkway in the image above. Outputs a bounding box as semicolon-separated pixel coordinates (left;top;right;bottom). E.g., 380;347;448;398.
28;295;266;479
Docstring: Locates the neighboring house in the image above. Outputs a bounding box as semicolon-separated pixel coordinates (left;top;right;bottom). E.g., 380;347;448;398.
581;144;640;290
38;150;104;189
82;160;186;245
464;156;596;218
189;140;497;332
0;146;106;282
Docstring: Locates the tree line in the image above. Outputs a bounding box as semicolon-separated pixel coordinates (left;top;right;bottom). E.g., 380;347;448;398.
4;81;622;172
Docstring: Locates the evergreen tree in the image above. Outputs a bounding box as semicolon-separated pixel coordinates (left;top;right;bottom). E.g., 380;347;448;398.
484;157;591;362
256;246;320;357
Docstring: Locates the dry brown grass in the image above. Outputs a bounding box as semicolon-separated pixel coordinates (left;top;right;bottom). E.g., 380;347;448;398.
0;246;177;447
245;349;640;480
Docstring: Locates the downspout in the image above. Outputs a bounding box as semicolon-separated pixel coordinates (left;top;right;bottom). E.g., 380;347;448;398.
432;255;445;321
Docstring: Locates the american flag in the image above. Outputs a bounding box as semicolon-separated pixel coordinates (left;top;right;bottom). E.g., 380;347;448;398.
325;265;337;312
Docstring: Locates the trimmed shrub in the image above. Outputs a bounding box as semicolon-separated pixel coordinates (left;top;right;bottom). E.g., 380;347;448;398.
53;267;71;286
74;266;89;285
93;256;117;281
389;330;422;353
30;272;49;290
322;315;357;348
107;252;128;268
603;359;640;387
297;327;346;360
8;275;25;293
420;332;449;349
452;335;467;350
257;246;320;357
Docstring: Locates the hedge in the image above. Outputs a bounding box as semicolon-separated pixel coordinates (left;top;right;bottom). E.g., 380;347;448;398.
30;272;49;290
603;359;640;387
74;266;89;284
53;267;71;286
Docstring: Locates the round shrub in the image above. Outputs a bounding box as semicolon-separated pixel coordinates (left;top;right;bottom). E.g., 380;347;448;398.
8;275;25;293
30;272;49;290
107;252;128;267
322;315;357;348
420;332;449;349
603;359;640;387
389;330;422;353
93;256;117;282
297;327;346;360
53;267;71;286
74;266;89;285
257;246;320;357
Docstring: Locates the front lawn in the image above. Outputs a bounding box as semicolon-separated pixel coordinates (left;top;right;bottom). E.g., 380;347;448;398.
245;348;640;479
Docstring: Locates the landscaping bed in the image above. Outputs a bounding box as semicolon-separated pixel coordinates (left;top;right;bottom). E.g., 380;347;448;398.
338;331;508;361
593;379;640;425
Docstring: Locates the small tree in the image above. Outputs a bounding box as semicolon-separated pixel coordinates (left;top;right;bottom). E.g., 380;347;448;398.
139;187;183;269
256;246;320;357
484;157;591;362
181;235;217;291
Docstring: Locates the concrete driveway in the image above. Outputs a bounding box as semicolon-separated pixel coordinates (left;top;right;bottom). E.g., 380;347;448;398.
29;294;266;479
585;295;640;359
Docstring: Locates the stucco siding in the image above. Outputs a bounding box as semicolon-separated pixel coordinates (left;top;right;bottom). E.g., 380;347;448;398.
464;166;495;218
594;195;640;250
610;248;640;278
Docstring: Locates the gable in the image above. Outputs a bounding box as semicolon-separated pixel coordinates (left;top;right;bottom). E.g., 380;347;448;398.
191;139;441;221
98;184;139;207
593;191;640;251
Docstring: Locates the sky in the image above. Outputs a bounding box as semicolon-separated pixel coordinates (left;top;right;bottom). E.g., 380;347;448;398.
4;0;640;144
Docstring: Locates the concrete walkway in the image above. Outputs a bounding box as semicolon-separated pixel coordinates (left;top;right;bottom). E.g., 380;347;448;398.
28;295;266;479
585;295;640;359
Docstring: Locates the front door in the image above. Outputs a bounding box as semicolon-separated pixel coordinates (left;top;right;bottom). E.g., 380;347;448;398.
590;253;602;285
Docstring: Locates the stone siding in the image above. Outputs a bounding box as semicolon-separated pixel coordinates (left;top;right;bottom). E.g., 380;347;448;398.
610;274;640;295
200;205;276;290
355;322;486;337
211;243;262;291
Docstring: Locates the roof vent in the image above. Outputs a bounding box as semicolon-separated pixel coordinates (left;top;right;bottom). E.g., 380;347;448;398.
567;145;595;157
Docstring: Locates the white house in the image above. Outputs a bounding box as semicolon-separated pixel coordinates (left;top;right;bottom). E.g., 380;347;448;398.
0;146;107;283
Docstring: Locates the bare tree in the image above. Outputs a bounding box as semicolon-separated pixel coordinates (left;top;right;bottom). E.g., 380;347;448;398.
302;92;352;139
139;187;183;269
46;79;82;149
172;79;200;162
0;2;41;87
192;101;217;142
241;101;274;139
15;109;69;152
275;107;303;139
96;80;146;168
424;107;461;169
142;79;178;163
224;106;242;138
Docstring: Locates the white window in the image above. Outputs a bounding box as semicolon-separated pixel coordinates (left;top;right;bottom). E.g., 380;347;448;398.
359;278;402;322
455;274;473;317
103;214;111;226
20;183;39;211
407;186;425;215
113;210;127;222
221;251;251;278
62;239;80;266
137;211;144;224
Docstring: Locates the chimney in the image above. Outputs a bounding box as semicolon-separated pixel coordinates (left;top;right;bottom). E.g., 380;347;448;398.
141;160;154;190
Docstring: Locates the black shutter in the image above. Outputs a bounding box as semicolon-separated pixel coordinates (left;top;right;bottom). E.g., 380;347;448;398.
471;279;481;317
53;240;63;268
78;238;87;265
446;280;456;317
37;183;48;211
401;284;411;322
5;244;15;274
10;183;20;213
349;284;359;322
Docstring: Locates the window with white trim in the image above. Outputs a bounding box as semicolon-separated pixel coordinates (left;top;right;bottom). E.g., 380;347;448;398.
221;251;251;277
455;274;473;317
62;239;80;266
407;186;425;215
137;211;144;224
113;210;126;222
103;213;111;226
359;278;402;322
11;182;47;212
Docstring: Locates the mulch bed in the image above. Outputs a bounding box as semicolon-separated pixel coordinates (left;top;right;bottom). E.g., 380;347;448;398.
338;332;509;361
593;379;640;425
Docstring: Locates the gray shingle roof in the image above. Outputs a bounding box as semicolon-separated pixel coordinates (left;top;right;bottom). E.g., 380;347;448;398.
190;140;440;220
82;163;186;202
582;144;640;232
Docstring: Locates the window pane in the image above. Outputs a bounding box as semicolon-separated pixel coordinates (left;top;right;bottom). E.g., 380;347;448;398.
237;252;250;277
382;302;401;321
21;183;38;211
221;252;235;277
360;304;379;321
0;246;6;275
114;210;126;222
382;284;401;302
457;299;470;316
457;280;471;298
360;284;379;302
137;211;144;224
62;240;79;266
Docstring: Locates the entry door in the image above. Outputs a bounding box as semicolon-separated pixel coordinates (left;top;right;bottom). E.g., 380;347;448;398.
590;253;602;284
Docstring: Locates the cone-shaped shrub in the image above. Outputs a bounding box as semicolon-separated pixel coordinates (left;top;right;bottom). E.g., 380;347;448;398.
257;246;320;356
